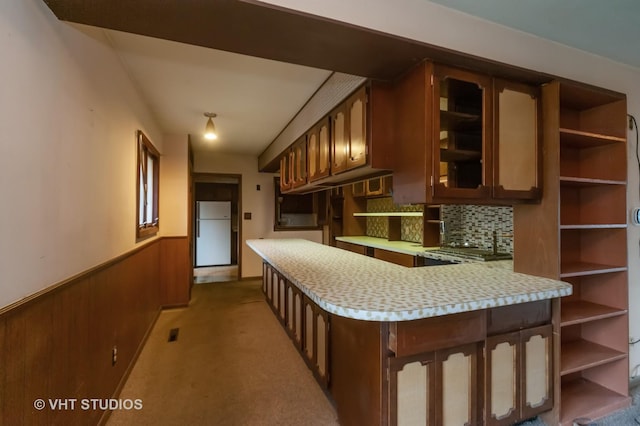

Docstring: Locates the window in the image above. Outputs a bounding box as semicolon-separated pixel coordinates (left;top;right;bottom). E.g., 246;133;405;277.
274;177;326;231
136;130;160;240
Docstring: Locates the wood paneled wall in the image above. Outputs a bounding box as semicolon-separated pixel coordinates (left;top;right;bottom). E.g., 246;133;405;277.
160;236;191;308
0;237;190;425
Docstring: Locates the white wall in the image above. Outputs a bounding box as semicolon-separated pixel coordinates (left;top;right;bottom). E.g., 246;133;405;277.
0;0;163;308
194;151;322;278
160;134;189;236
259;0;640;377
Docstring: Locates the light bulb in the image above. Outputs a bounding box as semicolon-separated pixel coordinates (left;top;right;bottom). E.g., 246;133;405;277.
204;114;217;140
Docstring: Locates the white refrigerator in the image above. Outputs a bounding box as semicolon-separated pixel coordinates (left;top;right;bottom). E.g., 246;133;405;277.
195;201;232;266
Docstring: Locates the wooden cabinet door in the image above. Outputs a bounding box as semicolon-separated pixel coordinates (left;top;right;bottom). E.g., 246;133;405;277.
486;332;521;426
308;127;318;180
365;177;383;196
347;87;368;169
520;325;552;419
307;117;331;182
493;79;541;201
291;136;307;188
262;262;269;296
302;295;330;389
435;343;480;426
485;325;552;425
284;279;304;353
318;118;331;179
279;152;291;192
331;104;349;175
389;353;436;426
308;117;331;182
432;64;492;200
352;180;366;197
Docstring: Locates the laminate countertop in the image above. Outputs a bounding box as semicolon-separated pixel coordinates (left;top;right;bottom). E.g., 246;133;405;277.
247;238;571;322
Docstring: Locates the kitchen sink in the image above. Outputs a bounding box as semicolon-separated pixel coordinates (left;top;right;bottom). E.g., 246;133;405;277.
427;247;512;261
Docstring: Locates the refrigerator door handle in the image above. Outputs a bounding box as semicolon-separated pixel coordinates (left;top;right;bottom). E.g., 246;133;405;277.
196;219;200;238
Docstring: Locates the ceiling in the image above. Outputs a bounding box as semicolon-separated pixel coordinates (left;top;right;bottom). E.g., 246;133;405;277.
53;1;640;157
428;0;640;70
103;29;332;155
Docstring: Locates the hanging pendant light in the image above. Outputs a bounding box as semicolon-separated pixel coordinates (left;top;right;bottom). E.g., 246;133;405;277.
204;112;217;140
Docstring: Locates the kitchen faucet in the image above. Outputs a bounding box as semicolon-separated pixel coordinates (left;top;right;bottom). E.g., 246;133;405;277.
492;230;514;255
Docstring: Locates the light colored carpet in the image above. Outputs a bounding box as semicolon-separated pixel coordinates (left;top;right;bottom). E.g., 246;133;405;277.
107;280;339;426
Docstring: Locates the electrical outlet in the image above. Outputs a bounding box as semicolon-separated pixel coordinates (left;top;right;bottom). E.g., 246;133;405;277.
629;116;634;130
112;346;117;366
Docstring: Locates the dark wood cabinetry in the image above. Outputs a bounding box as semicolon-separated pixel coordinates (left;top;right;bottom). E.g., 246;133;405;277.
307;117;331;182
485;324;553;425
387;302;552;426
352;175;392;198
280;83;393;194
331;86;369;175
279;150;292;192
493;79;541;200
433;64;492;200
393;61;541;205
331;102;349;175
260;248;562;426
262;263;329;389
290;135;307;189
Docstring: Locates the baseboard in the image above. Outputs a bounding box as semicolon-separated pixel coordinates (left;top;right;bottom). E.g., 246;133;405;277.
99;307;162;425
242;275;262;281
161;302;190;310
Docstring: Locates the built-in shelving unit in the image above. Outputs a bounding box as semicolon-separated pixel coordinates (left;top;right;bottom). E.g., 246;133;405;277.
555;82;630;425
514;80;630;425
424;204;441;246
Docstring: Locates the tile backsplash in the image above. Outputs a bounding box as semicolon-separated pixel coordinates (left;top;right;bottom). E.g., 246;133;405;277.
366;198;423;243
441;205;513;254
363;198;513;253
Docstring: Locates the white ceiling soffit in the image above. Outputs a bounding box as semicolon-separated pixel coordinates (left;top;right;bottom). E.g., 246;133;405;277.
103;28;332;154
427;0;640;69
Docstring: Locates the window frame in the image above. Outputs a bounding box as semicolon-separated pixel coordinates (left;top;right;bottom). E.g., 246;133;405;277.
136;130;160;240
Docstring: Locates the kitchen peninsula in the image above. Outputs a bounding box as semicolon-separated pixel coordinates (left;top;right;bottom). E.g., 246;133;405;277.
247;238;572;425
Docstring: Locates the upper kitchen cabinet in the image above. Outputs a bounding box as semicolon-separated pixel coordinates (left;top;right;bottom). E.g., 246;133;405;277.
291;135;308;189
393;61;542;205
330;83;394;181
493;79;541;201
279;147;293;192
282;82;394;194
331;101;349;175
307;117;331;182
331;86;367;175
432;64;492;200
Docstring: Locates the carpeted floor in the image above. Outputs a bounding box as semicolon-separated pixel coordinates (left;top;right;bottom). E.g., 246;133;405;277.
107;279;339;426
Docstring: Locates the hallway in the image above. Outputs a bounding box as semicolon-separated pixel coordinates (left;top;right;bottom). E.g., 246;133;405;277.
107;280;338;425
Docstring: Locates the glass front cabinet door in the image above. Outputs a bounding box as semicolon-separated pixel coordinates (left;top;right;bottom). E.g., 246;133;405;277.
432;64;492;200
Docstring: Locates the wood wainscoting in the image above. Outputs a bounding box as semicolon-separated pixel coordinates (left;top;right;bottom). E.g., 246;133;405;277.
0;236;190;425
160;236;191;308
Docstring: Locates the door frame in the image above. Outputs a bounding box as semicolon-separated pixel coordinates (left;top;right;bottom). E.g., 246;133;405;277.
192;172;243;279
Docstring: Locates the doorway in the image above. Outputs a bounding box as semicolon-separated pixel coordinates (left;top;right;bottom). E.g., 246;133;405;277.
192;173;242;283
